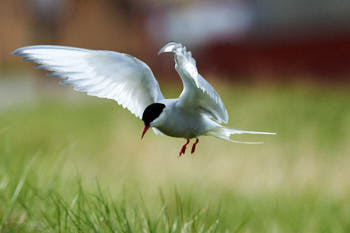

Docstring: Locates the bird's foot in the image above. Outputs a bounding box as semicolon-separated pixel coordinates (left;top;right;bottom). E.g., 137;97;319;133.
179;139;190;156
191;138;199;154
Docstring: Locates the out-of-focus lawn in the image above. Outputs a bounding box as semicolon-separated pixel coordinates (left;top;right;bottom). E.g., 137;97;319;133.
0;81;350;232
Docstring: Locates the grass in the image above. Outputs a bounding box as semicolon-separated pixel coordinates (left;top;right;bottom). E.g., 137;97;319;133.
0;82;350;232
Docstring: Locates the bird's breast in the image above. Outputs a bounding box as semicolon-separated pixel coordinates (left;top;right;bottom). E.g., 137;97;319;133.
154;107;209;139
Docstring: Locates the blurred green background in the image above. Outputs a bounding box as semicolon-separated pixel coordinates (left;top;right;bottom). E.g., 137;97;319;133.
1;0;350;232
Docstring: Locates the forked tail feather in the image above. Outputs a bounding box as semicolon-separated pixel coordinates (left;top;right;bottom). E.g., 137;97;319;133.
205;126;276;144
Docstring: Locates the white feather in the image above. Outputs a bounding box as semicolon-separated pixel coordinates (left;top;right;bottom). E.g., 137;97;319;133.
159;42;228;124
205;125;276;144
13;45;164;119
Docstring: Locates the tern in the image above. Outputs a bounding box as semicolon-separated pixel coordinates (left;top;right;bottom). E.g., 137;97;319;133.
13;42;275;156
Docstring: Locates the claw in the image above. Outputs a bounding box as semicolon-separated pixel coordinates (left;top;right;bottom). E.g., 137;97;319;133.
191;138;199;154
179;139;190;156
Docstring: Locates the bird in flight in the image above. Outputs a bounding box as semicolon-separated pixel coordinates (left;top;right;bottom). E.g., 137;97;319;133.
13;42;275;156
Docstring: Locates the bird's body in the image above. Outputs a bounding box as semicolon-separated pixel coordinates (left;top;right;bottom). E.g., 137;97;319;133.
13;42;275;156
153;98;213;138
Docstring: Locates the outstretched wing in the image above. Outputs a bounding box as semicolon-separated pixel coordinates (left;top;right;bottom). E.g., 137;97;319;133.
159;42;228;124
13;45;164;119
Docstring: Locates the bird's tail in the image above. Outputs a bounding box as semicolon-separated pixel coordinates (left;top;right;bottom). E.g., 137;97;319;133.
205;126;276;144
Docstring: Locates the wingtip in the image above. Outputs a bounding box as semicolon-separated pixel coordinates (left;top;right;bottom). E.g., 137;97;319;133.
13;46;33;57
158;41;183;55
12;48;23;56
12;45;54;57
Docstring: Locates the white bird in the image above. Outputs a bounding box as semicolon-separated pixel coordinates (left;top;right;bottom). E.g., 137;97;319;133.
13;42;275;156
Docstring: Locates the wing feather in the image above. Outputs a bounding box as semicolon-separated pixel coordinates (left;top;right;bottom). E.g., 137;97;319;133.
159;42;228;123
13;45;164;119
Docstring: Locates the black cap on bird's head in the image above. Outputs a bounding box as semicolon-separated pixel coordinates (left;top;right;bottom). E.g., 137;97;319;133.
141;103;165;139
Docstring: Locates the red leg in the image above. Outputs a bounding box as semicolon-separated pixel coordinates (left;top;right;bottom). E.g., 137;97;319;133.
179;139;190;156
191;138;199;154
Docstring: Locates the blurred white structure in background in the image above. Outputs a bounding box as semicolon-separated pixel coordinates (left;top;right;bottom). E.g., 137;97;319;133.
1;0;349;78
147;1;253;48
30;0;65;19
147;0;350;47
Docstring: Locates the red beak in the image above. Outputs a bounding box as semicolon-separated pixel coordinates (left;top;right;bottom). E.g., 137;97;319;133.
141;125;150;139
